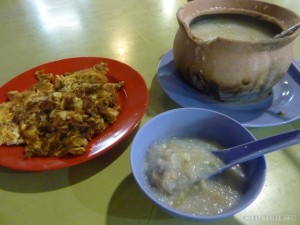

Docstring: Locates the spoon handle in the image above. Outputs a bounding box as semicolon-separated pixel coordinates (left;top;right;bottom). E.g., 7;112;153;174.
215;129;300;168
274;22;300;38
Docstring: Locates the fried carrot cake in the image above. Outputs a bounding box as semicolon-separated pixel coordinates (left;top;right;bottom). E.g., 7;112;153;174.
0;63;124;157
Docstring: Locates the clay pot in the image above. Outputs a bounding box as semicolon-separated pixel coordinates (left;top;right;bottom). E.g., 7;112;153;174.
173;0;300;102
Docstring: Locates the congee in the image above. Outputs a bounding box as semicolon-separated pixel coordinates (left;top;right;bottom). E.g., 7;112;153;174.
144;137;247;216
190;14;281;41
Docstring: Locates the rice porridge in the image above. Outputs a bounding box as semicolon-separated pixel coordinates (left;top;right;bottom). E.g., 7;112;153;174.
190;14;280;41
144;137;247;215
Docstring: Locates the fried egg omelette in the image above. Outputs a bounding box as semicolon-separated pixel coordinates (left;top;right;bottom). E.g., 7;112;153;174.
0;63;124;158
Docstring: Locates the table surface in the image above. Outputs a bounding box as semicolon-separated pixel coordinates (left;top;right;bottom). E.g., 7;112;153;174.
0;0;299;225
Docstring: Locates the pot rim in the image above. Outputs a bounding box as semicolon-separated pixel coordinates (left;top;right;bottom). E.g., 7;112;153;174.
177;0;300;46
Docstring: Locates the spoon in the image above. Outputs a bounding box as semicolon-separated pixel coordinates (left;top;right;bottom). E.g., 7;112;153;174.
274;22;300;38
207;129;300;179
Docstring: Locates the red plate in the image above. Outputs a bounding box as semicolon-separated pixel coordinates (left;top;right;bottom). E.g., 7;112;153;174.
0;57;148;171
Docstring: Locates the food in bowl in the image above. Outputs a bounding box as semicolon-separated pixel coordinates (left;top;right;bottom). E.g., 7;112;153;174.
131;108;266;221
0;63;124;157
190;14;280;41
144;137;247;216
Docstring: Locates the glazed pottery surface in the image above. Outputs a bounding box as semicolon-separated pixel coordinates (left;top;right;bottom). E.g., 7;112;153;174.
173;0;300;102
